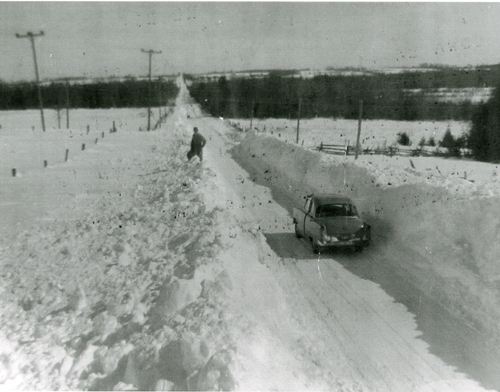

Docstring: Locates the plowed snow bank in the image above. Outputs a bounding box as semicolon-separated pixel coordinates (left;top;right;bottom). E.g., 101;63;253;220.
233;132;500;338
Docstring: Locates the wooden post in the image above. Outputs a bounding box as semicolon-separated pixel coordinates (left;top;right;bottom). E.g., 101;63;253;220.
95;138;98;144
249;99;254;131
355;100;363;160
57;105;61;129
296;98;301;144
113;121;116;133
102;132;104;138
44;160;47;167
82;143;85;151
87;125;90;134
65;149;69;162
12;168;16;177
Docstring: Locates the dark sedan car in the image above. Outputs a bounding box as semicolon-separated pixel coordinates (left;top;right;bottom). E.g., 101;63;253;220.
293;194;371;253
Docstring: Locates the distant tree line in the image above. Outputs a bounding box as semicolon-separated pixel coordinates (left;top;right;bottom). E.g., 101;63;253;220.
187;68;500;122
468;83;500;162
188;68;500;162
0;79;179;110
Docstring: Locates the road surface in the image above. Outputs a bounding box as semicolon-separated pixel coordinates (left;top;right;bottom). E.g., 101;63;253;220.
177;98;498;391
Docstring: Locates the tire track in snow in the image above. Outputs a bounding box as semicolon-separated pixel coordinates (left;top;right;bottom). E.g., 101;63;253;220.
201;118;490;391
315;255;463;390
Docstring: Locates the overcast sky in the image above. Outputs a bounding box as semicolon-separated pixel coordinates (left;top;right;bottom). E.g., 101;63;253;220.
2;2;500;82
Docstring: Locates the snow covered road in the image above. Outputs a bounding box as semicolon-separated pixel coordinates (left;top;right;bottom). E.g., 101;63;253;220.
187;113;492;391
1;76;499;391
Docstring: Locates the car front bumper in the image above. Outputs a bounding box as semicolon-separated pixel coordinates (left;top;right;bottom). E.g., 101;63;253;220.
317;238;364;247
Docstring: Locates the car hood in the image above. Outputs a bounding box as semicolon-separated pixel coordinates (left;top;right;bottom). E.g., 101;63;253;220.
320;216;364;234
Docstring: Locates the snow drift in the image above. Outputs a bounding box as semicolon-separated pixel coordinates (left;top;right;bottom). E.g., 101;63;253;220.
0;77;332;391
233;132;500;338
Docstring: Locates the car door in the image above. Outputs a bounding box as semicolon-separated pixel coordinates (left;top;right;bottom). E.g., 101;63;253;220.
296;198;310;236
304;200;319;239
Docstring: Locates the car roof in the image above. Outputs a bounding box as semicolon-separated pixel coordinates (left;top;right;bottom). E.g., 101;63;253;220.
310;193;353;206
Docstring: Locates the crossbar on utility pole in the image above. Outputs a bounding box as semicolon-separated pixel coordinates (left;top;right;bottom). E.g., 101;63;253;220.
141;49;162;131
16;31;46;132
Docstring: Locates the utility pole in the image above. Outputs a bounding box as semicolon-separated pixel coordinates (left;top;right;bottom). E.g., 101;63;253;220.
141;49;162;131
16;31;46;132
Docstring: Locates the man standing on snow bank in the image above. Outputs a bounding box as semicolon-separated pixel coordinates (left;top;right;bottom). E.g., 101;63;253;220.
187;127;206;162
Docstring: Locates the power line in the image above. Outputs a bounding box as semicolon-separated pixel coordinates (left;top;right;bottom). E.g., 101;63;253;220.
141;49;162;131
16;31;46;132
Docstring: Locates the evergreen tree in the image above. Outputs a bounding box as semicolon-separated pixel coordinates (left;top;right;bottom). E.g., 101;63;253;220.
397;132;411;146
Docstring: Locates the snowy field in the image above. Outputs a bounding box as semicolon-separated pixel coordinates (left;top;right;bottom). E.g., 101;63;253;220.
0;108;164;236
228;117;471;151
1;77;500;391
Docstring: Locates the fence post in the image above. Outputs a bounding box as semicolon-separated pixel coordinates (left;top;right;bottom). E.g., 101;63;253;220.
44;160;47;168
12;168;16;177
65;149;69;162
57;105;61;129
82;143;85;151
87;125;90;134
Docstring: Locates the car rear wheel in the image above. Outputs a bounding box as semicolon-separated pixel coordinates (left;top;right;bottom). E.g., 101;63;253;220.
312;240;322;254
354;245;364;252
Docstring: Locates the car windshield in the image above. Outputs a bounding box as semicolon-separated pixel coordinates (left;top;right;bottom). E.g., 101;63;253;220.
316;204;358;218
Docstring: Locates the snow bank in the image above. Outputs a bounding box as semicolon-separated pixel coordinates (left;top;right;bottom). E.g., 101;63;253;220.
0;103;248;390
0;78;330;391
233;132;500;338
0;129;235;390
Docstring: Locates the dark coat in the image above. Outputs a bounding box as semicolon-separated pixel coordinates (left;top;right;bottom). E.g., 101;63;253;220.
190;132;206;153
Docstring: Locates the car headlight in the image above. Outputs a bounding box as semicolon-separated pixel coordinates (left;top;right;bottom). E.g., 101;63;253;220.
321;228;331;241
